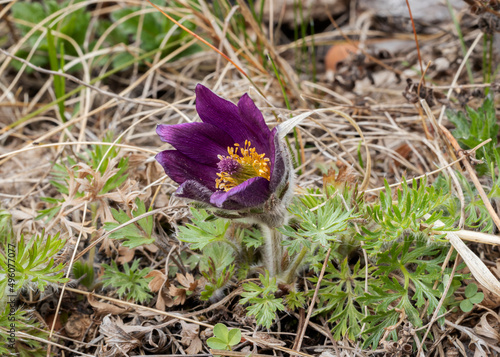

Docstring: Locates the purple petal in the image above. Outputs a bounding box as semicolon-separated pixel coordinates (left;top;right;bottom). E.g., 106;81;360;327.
210;177;270;208
237;93;272;154
195;84;271;154
175;180;247;210
155;150;218;190
156;123;234;165
175;180;214;205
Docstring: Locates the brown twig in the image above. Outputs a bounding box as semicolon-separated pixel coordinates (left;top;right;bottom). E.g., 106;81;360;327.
293;248;332;353
440;125;500;232
405;0;425;84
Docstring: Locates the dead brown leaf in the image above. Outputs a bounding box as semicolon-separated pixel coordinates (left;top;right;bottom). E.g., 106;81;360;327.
474;311;500;341
143;328;169;353
177;272;199;291
322;166;358;192
169;285;187;305
64;312;92;340
482;288;500;309
116;245;135;264
146;270;167;293
88;293;128;316
99;315;141;357
156;286;175;310
180;320;203;354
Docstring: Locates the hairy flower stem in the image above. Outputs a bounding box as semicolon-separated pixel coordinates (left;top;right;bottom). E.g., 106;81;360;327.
283;245;308;284
260;224;283;277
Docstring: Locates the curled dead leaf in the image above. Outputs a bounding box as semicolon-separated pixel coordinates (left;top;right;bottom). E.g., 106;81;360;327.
169;285;187;306
482;289;500;309
99;315;141;357
64;312;92;340
156;286;175;310
116;245;135;264
474;311;500;341
143;328;170;353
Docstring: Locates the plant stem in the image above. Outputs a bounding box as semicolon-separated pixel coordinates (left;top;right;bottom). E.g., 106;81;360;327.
260;224;283;277
284;245;308;283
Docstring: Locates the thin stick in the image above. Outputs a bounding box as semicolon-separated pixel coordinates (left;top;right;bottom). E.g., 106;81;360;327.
405;0;424;82
421;98;467;227
47;202;88;357
440;126;500;232
417;254;461;356
294;247;332;352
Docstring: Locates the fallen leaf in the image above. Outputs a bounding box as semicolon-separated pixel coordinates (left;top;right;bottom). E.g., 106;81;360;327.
177;272;199;291
64;312;92;340
482;289;500;309
180;320;202;354
145;270;167;292
169;285;187;305
88;293;128;316
474;311;500;341
116;245;135;264
143;328;169;353
99;315;141;356
156;287;175;310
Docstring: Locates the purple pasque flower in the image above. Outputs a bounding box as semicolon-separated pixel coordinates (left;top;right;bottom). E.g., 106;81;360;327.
155;84;292;223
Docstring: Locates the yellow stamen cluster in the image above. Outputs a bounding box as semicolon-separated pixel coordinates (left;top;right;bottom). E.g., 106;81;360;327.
216;140;270;191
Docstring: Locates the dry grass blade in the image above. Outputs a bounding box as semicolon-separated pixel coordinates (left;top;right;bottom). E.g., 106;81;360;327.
454;230;500;245
0;48;165;107
431;217;500;297
440;126;500;232
47;202;88;357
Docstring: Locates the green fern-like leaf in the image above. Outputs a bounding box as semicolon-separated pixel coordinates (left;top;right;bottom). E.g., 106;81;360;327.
101;259;152;303
0;231;68;295
177;208;230;250
240;271;285;328
103;198;155;248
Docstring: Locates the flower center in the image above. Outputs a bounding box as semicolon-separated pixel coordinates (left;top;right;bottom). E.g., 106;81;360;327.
215;140;270;191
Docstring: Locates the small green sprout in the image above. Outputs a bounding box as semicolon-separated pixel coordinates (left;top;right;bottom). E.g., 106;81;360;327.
207;323;241;352
460;283;484;312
